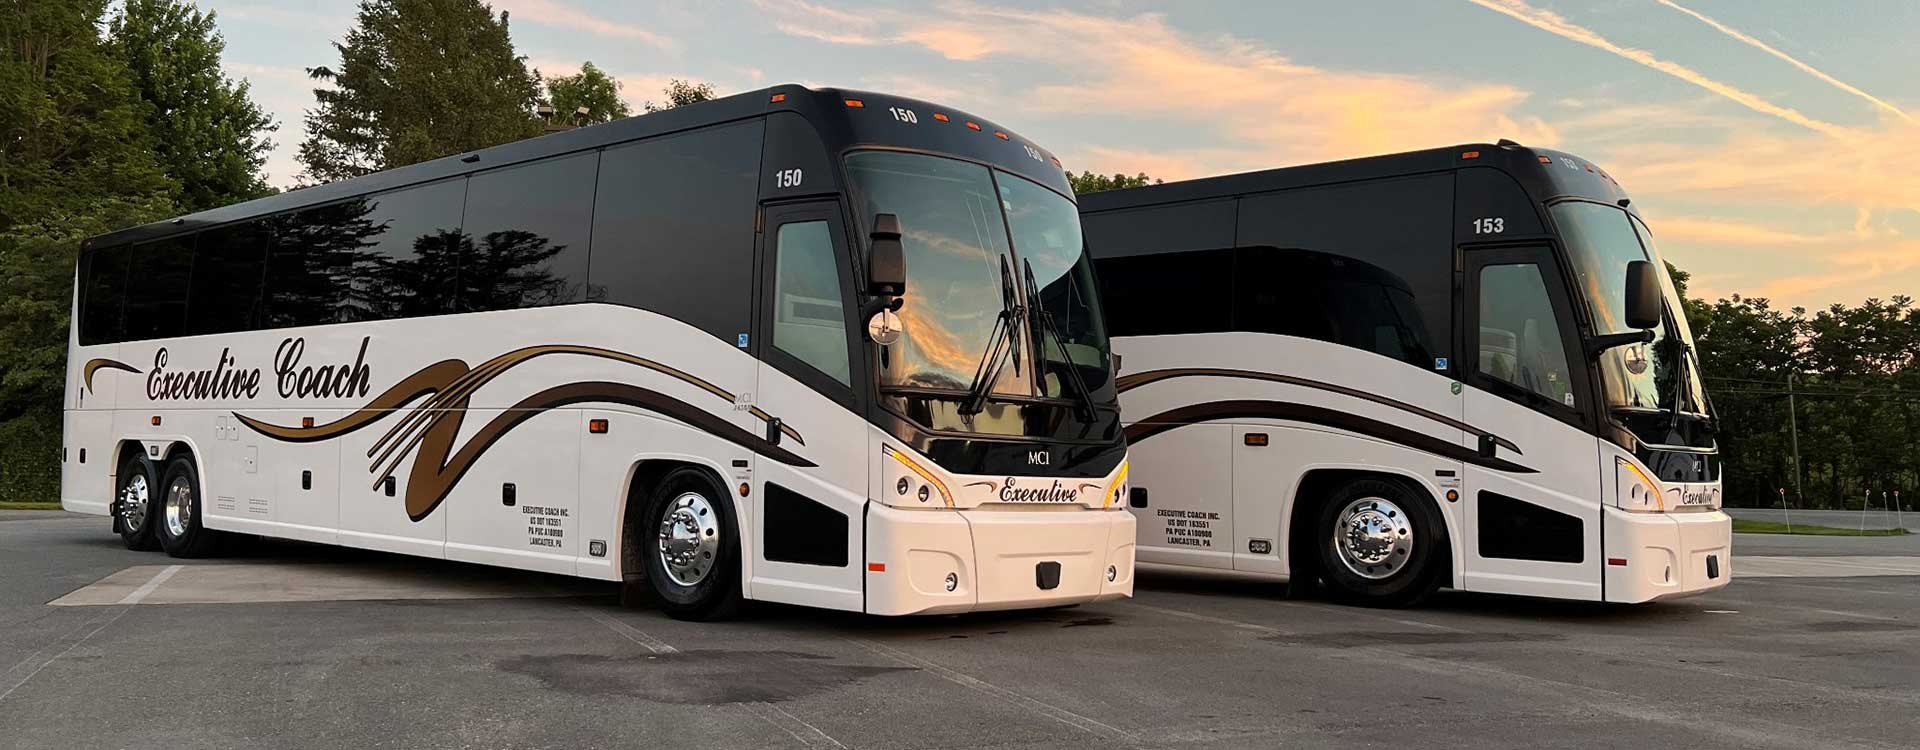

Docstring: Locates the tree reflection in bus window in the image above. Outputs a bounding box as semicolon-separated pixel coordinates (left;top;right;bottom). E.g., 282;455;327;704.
1478;263;1574;407
772;221;851;386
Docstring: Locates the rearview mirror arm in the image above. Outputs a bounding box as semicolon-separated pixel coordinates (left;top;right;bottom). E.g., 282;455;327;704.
1585;330;1654;359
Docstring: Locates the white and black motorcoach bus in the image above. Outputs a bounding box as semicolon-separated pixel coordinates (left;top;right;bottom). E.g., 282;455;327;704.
63;86;1135;619
1079;141;1725;606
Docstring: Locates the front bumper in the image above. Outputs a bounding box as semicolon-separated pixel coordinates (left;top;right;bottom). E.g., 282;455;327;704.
1603;507;1732;603
864;502;1136;616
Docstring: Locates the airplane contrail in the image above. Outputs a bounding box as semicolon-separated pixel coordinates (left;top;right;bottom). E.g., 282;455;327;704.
1654;0;1910;123
1466;0;1850;138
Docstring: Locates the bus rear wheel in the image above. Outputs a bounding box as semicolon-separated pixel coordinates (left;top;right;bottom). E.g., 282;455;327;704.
1313;478;1445;608
640;467;742;621
155;456;223;558
114;456;160;551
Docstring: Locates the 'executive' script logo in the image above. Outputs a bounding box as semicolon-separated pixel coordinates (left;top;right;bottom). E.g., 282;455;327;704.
998;477;1082;503
146;336;372;401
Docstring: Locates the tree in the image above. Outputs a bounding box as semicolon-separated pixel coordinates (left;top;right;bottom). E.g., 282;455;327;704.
0;0;178;501
544;61;628;124
298;0;542;183
107;0;276;212
1067;171;1159;195
641;79;715;113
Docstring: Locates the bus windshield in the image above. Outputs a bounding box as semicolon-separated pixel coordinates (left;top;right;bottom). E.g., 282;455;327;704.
1552;201;1707;418
846;150;1113;401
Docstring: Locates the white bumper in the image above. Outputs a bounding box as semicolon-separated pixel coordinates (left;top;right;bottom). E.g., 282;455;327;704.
864;502;1136;616
1603;507;1732;603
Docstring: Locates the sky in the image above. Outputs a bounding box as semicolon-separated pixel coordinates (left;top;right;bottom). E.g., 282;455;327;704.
200;0;1920;313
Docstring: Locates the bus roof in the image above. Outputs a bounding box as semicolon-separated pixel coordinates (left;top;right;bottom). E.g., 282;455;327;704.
1077;141;1634;217
87;84;1065;249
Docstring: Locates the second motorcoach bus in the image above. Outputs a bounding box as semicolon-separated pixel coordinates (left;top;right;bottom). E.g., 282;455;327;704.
1080;141;1726;606
62;85;1134;620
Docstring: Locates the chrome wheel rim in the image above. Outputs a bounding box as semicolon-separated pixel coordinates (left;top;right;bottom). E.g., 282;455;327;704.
656;492;720;587
119;473;150;533
1332;496;1413;580
164;475;193;538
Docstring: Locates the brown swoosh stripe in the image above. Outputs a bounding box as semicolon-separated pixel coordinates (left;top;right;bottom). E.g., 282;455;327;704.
1125;399;1536;475
1116;367;1520;455
83;359;141;393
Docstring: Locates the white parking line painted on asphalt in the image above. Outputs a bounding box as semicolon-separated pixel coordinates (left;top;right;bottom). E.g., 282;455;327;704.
1737;556;1920;578
739;701;849;749
115;564;182;605
579;608;679;654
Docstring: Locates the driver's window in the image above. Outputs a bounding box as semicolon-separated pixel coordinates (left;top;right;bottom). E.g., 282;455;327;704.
772;221;851;386
1478;263;1574;408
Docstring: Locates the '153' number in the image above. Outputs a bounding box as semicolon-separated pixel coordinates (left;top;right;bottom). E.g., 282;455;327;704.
1473;217;1505;235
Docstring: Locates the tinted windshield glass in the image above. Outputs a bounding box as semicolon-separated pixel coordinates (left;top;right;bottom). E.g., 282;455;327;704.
997;171;1112;394
1554;201;1706;415
845;151;1033;395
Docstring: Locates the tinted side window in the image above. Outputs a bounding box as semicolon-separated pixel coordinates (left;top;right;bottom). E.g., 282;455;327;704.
264;200;372;328
1235;174;1453;362
1478;263;1575;407
771;221;850;385
355;179;466;321
187;220;271;335
460;152;598;312
1233;247;1435;368
123;236;195;341
80;244;131;345
1092;248;1232;336
590;120;764;342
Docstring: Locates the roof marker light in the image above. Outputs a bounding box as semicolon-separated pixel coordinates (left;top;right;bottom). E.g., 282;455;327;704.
933;112;950;122
994;130;1009;140
1460;150;1481;160
965;121;982;131
1538;155;1554;164
769;93;786;103
844;98;864;108
1050;156;1062;167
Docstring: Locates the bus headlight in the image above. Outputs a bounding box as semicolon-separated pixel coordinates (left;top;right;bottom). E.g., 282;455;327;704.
1614;457;1664;513
882;445;953;508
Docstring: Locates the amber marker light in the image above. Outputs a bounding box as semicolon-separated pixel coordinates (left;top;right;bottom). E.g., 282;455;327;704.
933;112;950;122
769;93;786;103
844;98;864;108
738;483;751;497
994;130;1010;141
965;121;982;131
150;416;162;426
301;416;315;428
588;418;609;434
1539;155;1554;164
868;562;887;572
1460;150;1481;160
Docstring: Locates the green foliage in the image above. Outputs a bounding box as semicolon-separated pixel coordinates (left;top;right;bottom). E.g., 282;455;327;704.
298;0;542;183
107;0;277;211
0;411;61;503
545;61;629;124
1067;171;1159;195
641;79;715;113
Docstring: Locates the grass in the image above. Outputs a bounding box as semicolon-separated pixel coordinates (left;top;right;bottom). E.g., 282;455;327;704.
0;501;63;511
1732;519;1910;536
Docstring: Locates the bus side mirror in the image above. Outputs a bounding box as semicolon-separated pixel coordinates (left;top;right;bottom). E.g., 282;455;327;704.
867;213;906;296
1624;260;1660;331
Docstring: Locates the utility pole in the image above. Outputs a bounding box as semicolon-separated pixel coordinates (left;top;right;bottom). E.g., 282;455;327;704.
1787;371;1804;509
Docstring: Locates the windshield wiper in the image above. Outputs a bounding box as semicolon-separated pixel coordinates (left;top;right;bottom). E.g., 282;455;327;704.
1024;260;1098;422
1666;338;1695;434
959;257;1024;416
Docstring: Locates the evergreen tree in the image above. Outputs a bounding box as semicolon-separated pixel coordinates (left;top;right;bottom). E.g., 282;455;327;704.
1067;171;1159;195
298;0;542;183
544;61;628;124
107;0;277;212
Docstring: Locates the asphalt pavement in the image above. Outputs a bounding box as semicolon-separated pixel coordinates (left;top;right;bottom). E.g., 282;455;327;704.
3;510;1916;749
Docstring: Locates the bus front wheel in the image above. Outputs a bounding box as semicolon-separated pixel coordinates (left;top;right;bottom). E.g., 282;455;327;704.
1313;478;1446;608
639;467;742;621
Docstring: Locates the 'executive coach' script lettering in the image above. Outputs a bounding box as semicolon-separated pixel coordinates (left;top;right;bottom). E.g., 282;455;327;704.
144;337;372;402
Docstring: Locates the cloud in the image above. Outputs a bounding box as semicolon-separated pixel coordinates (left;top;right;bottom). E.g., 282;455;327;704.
754;1;1557;177
492;0;673;49
1652;0;1911;123
1465;0;1850;138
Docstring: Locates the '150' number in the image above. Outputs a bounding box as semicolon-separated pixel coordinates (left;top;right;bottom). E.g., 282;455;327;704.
1473;217;1505;235
774;168;803;188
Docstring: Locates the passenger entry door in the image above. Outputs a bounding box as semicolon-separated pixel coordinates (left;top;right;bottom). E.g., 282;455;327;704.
747;202;869;610
1459;246;1604;600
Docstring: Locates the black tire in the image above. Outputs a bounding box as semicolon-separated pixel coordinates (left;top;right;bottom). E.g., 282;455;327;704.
639;467;742;621
1313;478;1447;608
113;455;160;551
155;456;223;558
